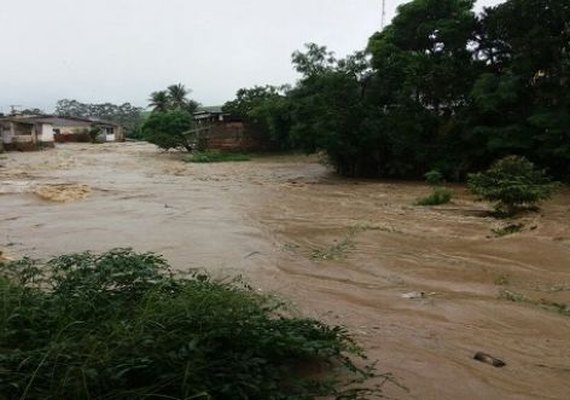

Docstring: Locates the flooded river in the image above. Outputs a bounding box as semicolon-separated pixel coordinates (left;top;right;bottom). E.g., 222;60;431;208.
1;143;569;399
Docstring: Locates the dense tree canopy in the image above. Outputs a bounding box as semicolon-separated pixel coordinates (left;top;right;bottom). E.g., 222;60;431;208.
224;0;569;180
223;86;294;149
142;110;194;152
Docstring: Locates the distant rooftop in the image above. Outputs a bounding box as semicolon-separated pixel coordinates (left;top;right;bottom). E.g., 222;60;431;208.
195;105;224;114
0;114;121;127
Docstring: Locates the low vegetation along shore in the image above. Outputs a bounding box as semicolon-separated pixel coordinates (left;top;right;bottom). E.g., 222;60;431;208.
0;249;382;400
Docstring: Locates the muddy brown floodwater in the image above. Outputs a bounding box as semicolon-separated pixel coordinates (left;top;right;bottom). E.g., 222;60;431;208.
1;142;569;399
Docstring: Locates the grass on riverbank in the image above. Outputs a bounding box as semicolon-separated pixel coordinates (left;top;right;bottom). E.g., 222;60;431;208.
185;149;251;163
0;249;378;400
415;187;453;206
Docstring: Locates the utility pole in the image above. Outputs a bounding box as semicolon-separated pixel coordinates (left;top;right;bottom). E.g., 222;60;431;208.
9;105;21;115
381;0;386;29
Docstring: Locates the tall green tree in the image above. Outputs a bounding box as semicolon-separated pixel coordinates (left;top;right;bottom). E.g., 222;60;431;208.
149;84;199;114
167;83;199;112
148;91;170;113
365;0;480;177
288;44;380;176
471;0;570;178
142;110;194;152
167;84;189;107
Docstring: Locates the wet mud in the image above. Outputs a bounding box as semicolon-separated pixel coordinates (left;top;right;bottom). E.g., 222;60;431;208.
1;143;569;399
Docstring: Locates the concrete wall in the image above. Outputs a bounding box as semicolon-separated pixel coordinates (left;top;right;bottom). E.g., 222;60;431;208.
54;131;91;143
1;122;15;144
205;122;271;151
101;126;124;142
1;122;35;151
115;126;125;141
40;123;54;142
1;122;33;145
56;125;90;135
0;121;55;150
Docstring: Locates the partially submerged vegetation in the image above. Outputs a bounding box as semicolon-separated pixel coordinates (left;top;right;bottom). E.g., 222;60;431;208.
186;150;251;163
312;233;356;261
415;170;453;206
500;289;570;317
468;156;559;217
492;223;525;237
311;225;384;261
415;188;453;206
0;249;378;400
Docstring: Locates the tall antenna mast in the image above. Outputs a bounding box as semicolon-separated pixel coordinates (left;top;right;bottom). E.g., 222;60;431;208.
381;0;386;29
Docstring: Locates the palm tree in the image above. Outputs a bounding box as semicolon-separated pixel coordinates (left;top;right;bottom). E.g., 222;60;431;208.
167;83;190;110
148;91;169;113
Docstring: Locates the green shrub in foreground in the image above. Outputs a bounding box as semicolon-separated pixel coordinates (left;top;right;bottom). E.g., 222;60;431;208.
415;187;453;206
186;150;251;163
0;249;378;400
468;156;559;216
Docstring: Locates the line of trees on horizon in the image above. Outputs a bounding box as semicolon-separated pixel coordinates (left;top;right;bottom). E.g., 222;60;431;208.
222;0;569;181
54;99;144;138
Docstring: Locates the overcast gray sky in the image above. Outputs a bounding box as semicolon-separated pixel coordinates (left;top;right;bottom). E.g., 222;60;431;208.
0;0;503;112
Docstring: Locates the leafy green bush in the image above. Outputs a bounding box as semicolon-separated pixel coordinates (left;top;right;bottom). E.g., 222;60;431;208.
186;150;251;163
415;187;453;206
468;156;559;216
424;170;444;186
0;249;376;400
142;110;194;151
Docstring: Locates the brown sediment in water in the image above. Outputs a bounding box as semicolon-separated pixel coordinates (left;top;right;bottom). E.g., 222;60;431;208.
0;250;13;261
0;142;569;399
34;184;92;202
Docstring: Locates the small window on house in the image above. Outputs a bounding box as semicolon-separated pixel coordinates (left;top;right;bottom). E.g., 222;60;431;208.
107;128;114;134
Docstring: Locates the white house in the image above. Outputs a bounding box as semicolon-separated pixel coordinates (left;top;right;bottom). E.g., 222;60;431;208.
0;115;124;151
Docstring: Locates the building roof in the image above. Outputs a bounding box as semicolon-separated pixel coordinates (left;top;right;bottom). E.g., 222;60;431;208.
0;116;35;125
195;105;224;114
0;114;121;128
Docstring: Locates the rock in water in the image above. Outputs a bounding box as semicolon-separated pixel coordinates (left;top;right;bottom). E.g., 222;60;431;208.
474;352;506;368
